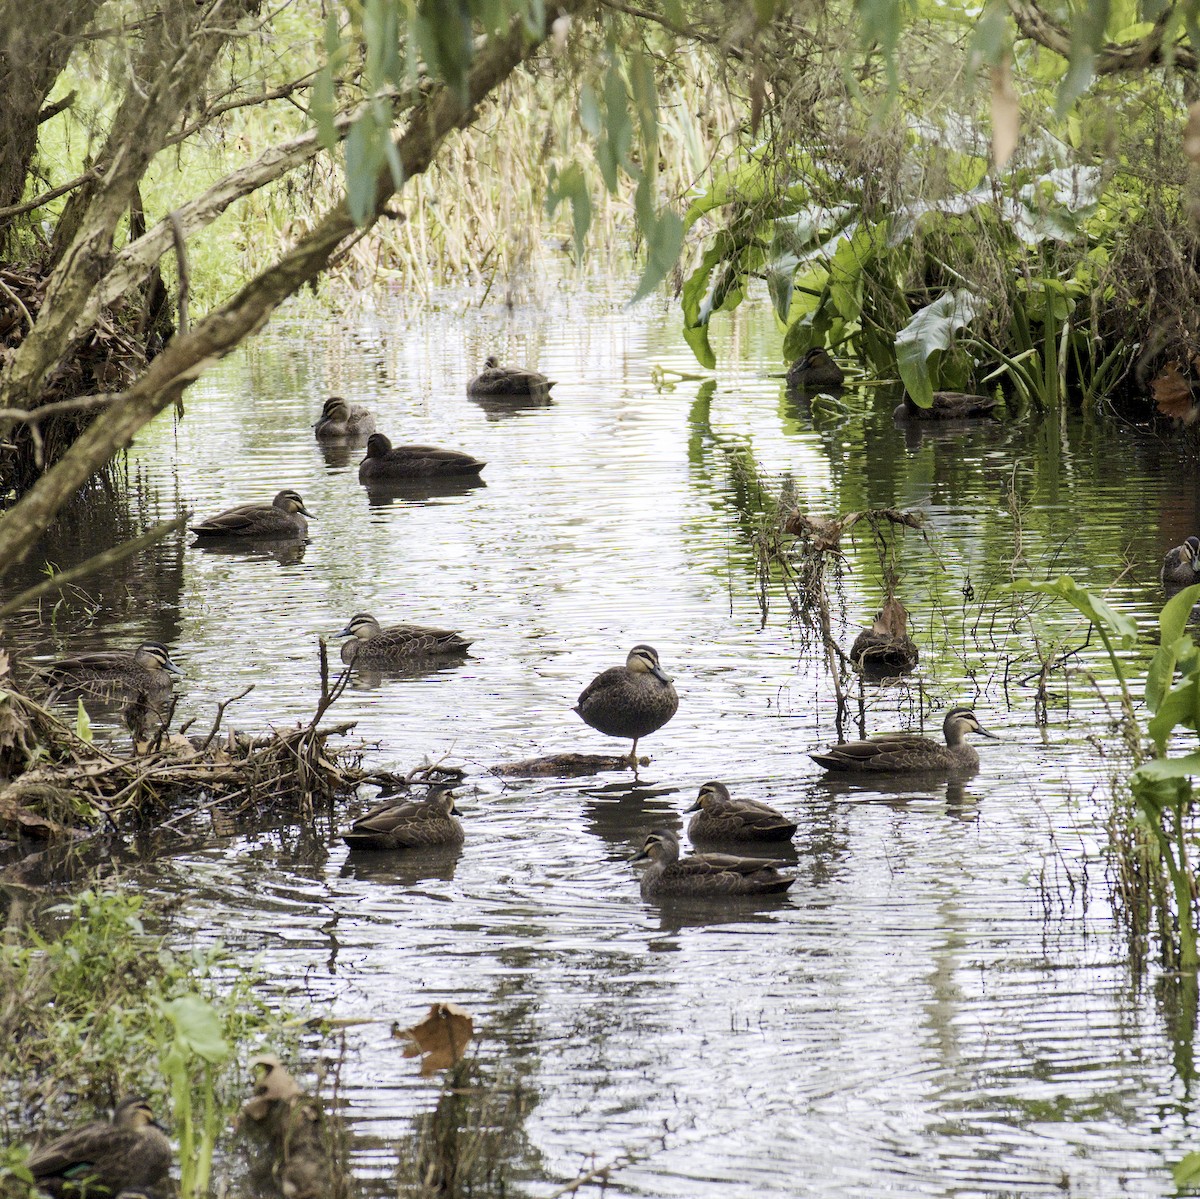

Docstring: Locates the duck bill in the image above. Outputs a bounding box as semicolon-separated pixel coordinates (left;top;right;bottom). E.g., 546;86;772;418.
976;725;999;739
336;625;354;638
650;665;671;684
163;661;184;676
630;848;650;863
684;799;702;813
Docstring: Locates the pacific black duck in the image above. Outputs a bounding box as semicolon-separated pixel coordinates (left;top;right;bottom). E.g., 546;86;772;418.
358;433;485;481
849;597;919;676
315;396;376;440
894;392;999;421
686;781;798;843
41;641;182;699
190;489;312;539
342;785;464;850
631;828;795;898
786;347;844;390
338;612;472;665
1162;536;1200;589
810;706;995;774
243;1055;335;1199
574;644;679;765
467;356;555;397
26;1096;172;1198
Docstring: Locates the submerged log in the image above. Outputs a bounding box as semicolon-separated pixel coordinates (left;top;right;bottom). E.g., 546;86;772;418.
491;752;646;777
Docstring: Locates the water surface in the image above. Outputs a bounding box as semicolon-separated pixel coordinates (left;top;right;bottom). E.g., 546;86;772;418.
6;276;1200;1197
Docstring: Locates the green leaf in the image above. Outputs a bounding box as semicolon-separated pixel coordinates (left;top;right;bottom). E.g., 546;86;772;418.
1174;1150;1200;1187
158;994;230;1064
1006;575;1138;647
969;0;1010;67
1147;680;1200;754
1146;634;1194;714
75;699;92;744
895;290;984;408
313;10;342;151
546;163;592;260
415;0;473;102
597;64;632;193
1056;0;1109;116
633;208;684;303
682;322;716;370
344;114;382;226
1159;582;1200;647
1136;753;1200;782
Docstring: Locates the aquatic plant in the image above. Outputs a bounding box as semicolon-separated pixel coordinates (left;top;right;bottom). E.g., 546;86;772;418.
0;888;290;1197
1008;575;1200;974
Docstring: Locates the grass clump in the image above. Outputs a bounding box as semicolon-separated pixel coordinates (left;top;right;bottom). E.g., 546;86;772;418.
0;887;289;1197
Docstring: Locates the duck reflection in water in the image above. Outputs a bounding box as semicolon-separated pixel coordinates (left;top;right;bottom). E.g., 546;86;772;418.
191;537;307;567
361;475;487;508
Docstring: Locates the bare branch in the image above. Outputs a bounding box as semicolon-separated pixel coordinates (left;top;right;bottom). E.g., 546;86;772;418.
1006;0;1196;73
0;169;101;223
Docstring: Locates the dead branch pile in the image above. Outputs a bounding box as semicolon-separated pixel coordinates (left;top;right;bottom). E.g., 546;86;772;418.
0;648;367;846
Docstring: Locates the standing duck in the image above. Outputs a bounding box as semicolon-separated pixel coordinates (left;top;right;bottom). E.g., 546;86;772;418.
1162;536;1200;590
190;489;312;539
337;612;472;664
467;356;555;397
26;1096;172;1198
358;433;485;481
631;829;795;898
894;392;999;420
786;347;844;390
810;706;996;774
342;785;465;850
315;396;376;440
849;597;919;677
686;781;797;843
574;644;679;766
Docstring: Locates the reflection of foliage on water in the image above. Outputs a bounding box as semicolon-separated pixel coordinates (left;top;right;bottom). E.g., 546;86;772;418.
395;1060;538;1199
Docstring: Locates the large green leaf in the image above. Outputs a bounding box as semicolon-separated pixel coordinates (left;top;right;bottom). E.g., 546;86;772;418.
158;994;230;1064
632;209;684;303
1145;583;1200;712
1006;575;1138;647
895;290;984;409
1136;753;1200;781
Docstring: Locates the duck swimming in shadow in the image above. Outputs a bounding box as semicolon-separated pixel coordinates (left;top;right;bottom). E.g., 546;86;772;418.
893;392;999;421
1162;536;1200;591
786;347;844;391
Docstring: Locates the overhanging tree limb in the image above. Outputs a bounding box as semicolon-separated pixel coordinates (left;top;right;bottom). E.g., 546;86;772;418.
0;0;595;577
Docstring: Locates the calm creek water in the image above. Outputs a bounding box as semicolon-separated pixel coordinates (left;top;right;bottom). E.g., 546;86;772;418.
7;272;1200;1197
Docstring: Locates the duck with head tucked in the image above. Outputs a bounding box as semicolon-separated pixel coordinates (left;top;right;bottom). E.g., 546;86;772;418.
574;644;679;766
337;612;472;665
358;433;485;481
467;356;555;397
786;347;844;391
1162;536;1200;591
342;784;464;850
631;828;795;898
686;781;797;843
850;597;919;677
26;1095;172;1199
810;706;996;774
190;489;312;539
315;396;376;440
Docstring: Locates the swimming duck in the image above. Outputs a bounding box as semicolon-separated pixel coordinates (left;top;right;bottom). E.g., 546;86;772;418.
849;597;919;676
786;347;844;390
686;780;798;842
810;706;995;774
1162;536;1200;589
631;829;795;898
26;1096;172;1198
894;392;999;421
314;396;376;440
574;644;679;765
337;612;471;664
342;785;464;850
467;356;555;397
190;489;312;538
41;641;183;698
358;433;485;480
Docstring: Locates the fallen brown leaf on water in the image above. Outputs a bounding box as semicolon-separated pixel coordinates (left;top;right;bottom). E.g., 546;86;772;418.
396;1002;474;1075
1151;363;1197;422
